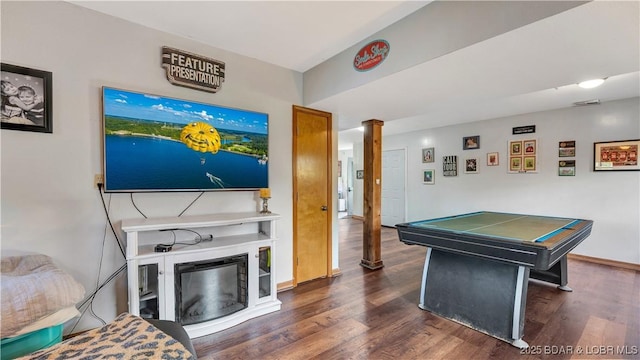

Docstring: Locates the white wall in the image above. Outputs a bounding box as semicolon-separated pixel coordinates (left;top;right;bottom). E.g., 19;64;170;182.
304;1;584;106
1;1;301;332
356;97;639;264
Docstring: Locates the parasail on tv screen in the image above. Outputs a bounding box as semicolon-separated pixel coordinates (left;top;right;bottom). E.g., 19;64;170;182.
102;87;268;192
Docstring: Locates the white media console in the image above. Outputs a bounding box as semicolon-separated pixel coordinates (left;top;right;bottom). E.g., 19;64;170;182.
121;212;281;338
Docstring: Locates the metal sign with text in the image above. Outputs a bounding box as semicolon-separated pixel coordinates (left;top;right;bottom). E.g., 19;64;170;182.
161;47;225;93
512;125;536;135
354;39;390;72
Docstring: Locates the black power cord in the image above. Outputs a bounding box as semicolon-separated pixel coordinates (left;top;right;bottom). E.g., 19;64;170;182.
70;183;127;332
74;184;207;332
97;183;125;258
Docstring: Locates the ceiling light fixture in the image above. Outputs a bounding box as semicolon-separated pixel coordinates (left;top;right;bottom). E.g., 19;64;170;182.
573;99;601;106
578;78;606;89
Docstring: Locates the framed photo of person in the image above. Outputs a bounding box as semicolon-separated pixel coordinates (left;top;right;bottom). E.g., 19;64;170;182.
1;63;52;133
463;135;480;150
422;147;435;163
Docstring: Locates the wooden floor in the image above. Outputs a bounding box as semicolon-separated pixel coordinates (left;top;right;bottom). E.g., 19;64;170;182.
192;217;639;359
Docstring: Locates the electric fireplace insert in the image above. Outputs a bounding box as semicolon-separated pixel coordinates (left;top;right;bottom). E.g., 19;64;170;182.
174;254;248;326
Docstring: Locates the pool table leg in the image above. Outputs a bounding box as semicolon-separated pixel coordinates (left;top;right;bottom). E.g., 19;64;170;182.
511;265;529;349
530;255;573;292
418;248;432;310
556;255;572;291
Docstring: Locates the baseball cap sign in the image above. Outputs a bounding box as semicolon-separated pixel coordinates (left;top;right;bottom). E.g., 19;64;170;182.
353;40;390;72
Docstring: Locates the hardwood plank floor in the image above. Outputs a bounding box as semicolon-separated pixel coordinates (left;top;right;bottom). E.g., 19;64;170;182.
192;217;640;359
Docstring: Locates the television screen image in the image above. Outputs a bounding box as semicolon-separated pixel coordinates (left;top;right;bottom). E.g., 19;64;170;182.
102;87;268;192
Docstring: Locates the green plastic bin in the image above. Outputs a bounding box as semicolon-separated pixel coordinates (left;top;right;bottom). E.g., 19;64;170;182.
0;324;62;360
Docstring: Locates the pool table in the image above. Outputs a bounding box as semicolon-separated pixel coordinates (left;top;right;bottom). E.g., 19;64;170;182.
396;211;593;348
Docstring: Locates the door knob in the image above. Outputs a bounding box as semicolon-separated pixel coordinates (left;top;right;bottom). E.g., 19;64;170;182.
321;205;328;211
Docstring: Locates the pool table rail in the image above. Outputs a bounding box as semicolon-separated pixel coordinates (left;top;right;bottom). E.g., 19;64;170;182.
396;218;593;270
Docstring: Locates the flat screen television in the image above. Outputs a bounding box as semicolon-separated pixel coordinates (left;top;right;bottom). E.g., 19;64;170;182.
102;87;268;192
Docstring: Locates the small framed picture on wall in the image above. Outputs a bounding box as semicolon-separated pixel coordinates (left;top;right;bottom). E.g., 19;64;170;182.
465;158;479;173
487;152;499;166
523;156;536;171
559;160;576;176
422;147;435;163
510;157;522;172
524;140;537;155
463;135;480;150
559;141;576;157
423;169;435;184
510;141;522;155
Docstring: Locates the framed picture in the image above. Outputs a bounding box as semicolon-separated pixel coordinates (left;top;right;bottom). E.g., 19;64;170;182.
487;152;499;166
523;156;536;171
559;160;575;176
509;139;537;174
509;141;522;155
423;169;435;184
422;147;435;163
463;135;480;150
559;141;576;157
523;140;536;155
509;157;522;172
356;170;364;179
1;63;52;133
442;155;458;177
594;139;640;171
464;158;479;173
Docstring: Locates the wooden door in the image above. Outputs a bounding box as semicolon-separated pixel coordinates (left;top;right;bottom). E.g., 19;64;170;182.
292;105;332;284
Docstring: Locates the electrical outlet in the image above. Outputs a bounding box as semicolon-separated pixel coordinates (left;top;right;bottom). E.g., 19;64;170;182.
94;174;104;189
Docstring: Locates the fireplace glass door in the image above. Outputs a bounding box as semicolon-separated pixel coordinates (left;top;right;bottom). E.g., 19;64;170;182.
175;254;248;326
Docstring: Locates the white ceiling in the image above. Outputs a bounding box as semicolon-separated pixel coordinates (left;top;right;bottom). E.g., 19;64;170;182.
71;1;639;150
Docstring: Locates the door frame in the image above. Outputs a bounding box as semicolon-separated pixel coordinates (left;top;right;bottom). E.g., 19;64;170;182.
292;105;333;286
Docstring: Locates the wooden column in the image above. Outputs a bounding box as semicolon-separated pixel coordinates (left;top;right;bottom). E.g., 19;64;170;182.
361;119;384;270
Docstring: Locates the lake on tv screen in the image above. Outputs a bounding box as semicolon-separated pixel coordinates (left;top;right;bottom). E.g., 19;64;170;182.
105;135;268;191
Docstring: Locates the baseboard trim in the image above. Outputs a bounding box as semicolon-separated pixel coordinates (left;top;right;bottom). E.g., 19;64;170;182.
351;215;364;221
331;268;342;277
568;253;640;271
277;280;294;292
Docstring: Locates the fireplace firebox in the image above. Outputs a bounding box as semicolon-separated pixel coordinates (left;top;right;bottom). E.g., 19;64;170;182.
175;254;248;326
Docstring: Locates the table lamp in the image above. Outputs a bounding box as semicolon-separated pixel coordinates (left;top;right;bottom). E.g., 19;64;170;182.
259;188;271;214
